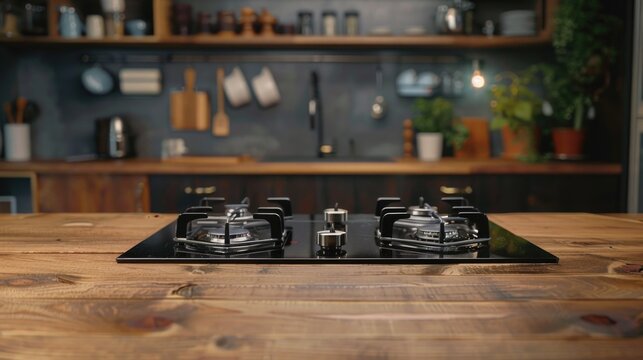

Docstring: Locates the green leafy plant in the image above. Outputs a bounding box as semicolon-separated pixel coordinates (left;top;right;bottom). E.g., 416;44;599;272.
412;97;469;150
527;64;591;130
548;0;620;129
489;71;542;132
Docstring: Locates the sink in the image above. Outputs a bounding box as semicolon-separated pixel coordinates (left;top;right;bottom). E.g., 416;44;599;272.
260;156;395;163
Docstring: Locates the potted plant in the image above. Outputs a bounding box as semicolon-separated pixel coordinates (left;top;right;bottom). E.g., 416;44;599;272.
489;71;542;160
545;0;619;159
412;97;468;161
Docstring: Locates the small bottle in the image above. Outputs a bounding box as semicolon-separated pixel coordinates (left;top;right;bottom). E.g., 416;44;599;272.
344;10;359;35
298;11;314;35
452;71;464;96
441;71;452;96
322;10;337;36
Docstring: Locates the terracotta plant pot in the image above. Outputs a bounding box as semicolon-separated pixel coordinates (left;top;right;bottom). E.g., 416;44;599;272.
501;125;539;159
552;128;585;159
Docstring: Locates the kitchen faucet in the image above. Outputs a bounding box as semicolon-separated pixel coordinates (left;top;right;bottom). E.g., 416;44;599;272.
309;71;334;158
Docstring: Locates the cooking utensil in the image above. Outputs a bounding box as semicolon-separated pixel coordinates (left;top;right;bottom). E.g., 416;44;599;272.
251;67;280;108
223;67;251;107
371;66;386;120
15;97;27;124
213;67;230;137
434;1;475;35
170;67;210;131
3;102;14;124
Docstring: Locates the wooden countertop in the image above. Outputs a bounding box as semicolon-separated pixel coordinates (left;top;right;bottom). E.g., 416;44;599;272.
0;213;642;358
0;158;623;175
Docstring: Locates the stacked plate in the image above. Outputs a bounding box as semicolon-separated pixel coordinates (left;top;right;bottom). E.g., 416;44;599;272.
500;10;536;36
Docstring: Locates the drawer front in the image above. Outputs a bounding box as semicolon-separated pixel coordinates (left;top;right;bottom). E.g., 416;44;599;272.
476;175;621;212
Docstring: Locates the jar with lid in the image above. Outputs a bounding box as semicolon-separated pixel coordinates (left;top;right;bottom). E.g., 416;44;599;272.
217;10;236;36
297;10;313;35
344;10;359;35
0;1;19;38
321;10;337;36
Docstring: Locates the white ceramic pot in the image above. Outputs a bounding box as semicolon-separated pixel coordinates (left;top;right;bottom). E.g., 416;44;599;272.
416;132;443;161
4;124;31;162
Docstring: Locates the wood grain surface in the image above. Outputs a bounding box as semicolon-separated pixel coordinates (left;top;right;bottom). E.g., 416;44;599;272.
0;158;623;175
0;213;641;359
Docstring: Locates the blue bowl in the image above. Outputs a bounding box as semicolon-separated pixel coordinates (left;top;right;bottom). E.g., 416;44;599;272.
126;20;148;36
81;65;114;95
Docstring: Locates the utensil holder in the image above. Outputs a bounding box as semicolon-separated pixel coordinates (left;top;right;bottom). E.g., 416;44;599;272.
4;124;31;162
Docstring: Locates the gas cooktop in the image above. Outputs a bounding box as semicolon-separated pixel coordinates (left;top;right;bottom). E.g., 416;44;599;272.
117;196;558;264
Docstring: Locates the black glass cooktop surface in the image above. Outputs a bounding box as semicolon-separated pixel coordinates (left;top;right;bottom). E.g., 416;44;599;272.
116;215;558;264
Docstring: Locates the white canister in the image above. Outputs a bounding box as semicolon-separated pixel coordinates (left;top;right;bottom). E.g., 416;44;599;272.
4;124;31;162
86;15;105;38
416;132;443;162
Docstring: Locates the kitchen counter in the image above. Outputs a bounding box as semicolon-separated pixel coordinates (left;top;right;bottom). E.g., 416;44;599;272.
0;158;622;175
0;213;641;358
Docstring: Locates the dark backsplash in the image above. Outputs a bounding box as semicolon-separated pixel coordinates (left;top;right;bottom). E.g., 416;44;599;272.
0;0;552;160
1;46;549;159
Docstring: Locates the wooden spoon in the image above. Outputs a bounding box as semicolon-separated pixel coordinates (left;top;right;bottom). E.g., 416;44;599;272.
3;102;14;124
213;67;230;137
15;97;28;125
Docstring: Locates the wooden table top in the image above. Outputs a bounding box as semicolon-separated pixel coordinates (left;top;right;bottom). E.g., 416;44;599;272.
0;213;642;358
0;158;623;175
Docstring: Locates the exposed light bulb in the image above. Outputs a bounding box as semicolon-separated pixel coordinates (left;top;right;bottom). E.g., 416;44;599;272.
471;71;485;88
471;59;485;89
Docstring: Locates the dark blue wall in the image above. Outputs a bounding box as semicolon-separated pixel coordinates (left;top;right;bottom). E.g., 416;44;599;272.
0;0;548;160
1;46;550;159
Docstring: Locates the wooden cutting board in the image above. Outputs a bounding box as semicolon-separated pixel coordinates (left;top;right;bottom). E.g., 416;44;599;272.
170;67;210;131
455;117;491;159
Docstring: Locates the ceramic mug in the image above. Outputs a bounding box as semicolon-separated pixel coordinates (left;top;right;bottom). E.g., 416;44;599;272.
86;15;105;38
223;67;252;107
251;67;281;108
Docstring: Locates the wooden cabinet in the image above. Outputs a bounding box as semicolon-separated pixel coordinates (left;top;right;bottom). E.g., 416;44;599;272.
16;165;621;213
475;175;621;213
38;174;150;212
149;175;319;213
148;174;620;214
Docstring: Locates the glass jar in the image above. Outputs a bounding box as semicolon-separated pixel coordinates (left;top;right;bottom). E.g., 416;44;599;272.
0;1;19;38
172;3;193;35
196;11;212;34
322;10;337;36
298;11;313;35
217;10;236;35
344;10;359;36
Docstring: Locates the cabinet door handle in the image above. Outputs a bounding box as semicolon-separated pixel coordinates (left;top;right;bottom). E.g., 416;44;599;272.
184;186;216;195
440;185;473;195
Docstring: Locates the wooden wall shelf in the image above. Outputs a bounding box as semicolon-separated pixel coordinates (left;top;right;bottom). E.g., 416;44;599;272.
0;34;552;49
0;0;558;50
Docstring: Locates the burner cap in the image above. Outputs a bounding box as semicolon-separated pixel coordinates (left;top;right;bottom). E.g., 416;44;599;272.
410;207;435;217
415;223;473;242
198;226;253;244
